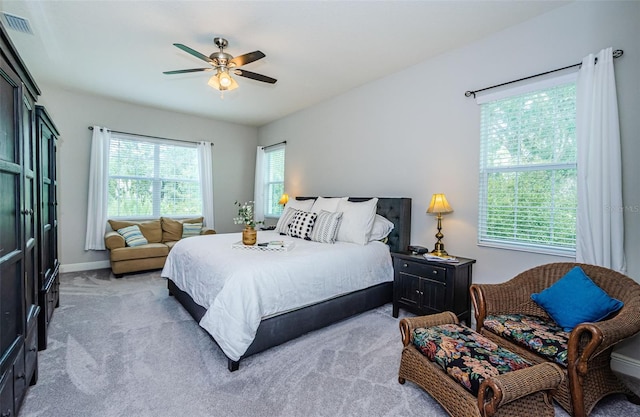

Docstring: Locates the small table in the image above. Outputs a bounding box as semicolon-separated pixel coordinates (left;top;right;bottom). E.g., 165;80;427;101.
391;252;476;325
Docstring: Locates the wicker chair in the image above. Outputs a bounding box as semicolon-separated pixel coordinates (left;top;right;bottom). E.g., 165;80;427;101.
470;262;640;417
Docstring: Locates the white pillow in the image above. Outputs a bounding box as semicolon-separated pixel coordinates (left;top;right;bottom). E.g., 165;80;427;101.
369;214;395;241
284;198;314;212
335;198;378;245
311;196;348;213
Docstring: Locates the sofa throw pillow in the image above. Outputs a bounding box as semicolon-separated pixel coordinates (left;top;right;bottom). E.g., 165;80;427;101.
182;222;202;238
309;210;343;244
275;207;300;235
109;219;162;243
531;266;624;331
117;225;148;247
161;217;204;242
287;210;317;240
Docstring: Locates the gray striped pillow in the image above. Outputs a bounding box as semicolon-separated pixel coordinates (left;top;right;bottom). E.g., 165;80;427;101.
276;207;300;235
310;210;343;244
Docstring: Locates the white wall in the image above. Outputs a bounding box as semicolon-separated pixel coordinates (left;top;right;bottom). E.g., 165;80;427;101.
258;1;640;367
37;86;258;271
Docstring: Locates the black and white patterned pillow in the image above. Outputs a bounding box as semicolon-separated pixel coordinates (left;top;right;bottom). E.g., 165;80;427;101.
310;210;343;244
275;207;300;235
287;210;317;240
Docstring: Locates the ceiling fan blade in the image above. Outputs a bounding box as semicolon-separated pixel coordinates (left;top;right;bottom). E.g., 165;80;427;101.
163;68;212;75
233;69;277;84
173;43;213;63
229;51;266;67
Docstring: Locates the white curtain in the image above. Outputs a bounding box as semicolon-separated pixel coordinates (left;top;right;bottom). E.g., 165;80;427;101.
253;146;266;222
84;126;111;250
576;47;625;272
197;141;215;228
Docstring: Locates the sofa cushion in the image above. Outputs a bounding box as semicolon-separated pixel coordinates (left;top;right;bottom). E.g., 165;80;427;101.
412;323;532;397
161;217;204;242
531;266;624;332
110;243;169;262
484;314;569;366
108;219;162;243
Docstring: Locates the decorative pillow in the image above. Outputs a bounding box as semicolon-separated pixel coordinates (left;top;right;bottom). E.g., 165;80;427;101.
531;266;624;331
284;198;314;212
109;219;162;243
369;214;394;241
117;225;148;247
311;196;348;213
309;210;343;244
182;222;202;238
161;217;204;242
275;207;301;235
287;210;317;240
335;198;378;245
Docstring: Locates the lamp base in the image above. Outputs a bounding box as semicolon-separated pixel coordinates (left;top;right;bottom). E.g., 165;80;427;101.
429;249;449;257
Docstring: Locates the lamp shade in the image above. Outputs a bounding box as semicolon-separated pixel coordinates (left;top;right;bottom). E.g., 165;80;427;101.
427;193;453;214
278;193;289;205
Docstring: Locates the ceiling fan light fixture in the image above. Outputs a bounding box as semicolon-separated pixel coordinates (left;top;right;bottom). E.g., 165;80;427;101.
208;69;239;92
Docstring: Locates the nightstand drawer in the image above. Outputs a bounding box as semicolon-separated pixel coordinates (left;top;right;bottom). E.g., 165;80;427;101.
396;260;447;283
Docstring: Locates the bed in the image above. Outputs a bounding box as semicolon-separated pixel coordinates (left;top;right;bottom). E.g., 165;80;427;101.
162;197;411;371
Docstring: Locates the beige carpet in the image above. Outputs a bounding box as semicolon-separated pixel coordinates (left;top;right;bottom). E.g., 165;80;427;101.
18;269;640;417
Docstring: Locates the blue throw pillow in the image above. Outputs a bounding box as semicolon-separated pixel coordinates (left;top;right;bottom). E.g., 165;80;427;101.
531;266;623;331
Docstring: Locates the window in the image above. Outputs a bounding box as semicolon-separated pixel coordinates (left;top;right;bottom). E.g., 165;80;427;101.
108;133;201;218
260;145;285;218
478;74;577;256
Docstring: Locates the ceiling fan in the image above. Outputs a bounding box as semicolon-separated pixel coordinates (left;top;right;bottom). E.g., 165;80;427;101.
163;37;277;95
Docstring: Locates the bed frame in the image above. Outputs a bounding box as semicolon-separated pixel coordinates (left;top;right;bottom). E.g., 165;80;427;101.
167;197;411;371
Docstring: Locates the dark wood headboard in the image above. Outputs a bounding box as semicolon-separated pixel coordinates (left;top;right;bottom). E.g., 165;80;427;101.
296;197;411;253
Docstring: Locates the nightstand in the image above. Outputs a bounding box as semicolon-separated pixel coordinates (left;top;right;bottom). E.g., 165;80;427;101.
391;252;476;325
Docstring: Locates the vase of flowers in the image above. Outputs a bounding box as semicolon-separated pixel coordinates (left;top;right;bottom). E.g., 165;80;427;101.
234;201;262;245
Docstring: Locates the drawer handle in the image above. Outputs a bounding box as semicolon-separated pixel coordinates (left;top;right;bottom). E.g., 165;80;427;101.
432;270;438;275
403;263;408;268
16;372;25;380
2;410;12;417
30;347;37;352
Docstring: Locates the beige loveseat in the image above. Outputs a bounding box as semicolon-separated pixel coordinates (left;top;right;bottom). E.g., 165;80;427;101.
104;217;215;277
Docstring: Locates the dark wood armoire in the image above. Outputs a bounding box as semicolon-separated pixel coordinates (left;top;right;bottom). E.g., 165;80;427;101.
0;21;58;417
35;105;60;351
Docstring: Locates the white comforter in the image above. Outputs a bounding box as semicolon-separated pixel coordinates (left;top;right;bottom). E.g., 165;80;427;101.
161;231;393;361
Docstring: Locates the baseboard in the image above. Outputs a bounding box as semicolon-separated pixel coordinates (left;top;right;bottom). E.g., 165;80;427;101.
611;352;640;379
60;260;110;273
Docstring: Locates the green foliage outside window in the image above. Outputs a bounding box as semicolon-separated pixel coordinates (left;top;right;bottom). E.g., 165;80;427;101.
479;82;577;254
108;137;201;218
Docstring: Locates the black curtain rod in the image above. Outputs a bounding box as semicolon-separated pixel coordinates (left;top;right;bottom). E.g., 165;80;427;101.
88;126;213;145
464;49;623;98
262;140;287;150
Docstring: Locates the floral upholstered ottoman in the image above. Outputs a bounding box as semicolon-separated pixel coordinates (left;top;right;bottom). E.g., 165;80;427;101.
398;311;565;417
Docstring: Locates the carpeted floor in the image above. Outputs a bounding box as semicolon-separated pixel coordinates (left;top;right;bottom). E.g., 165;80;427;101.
18;269;639;417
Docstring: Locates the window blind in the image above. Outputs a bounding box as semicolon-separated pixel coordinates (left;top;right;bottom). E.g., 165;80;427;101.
478;77;577;255
108;134;201;218
263;145;285;217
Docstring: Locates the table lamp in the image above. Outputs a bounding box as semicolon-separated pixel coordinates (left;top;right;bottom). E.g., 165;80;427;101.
278;193;289;205
426;193;453;256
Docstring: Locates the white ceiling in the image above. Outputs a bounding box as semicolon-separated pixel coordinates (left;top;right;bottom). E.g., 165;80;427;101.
1;1;569;127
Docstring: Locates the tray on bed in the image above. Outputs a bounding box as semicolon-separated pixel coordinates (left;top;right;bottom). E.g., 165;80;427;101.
231;241;295;252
